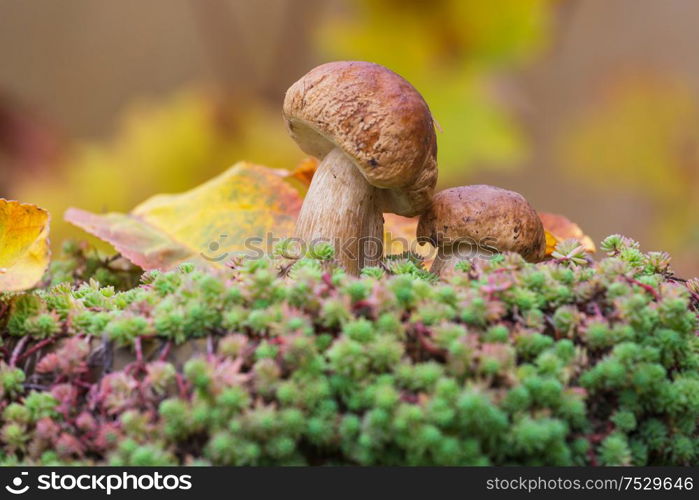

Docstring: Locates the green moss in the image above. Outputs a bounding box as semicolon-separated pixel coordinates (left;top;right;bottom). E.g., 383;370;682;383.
0;235;697;465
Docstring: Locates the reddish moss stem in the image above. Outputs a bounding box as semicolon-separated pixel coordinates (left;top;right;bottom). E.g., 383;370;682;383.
18;336;61;363
9;336;29;367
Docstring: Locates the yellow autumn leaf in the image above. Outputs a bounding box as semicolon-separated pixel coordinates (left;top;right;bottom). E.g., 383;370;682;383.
65;162;303;271
0;199;51;291
544;230;558;256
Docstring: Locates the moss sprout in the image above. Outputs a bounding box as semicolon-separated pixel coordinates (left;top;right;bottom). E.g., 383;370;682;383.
0;235;697;465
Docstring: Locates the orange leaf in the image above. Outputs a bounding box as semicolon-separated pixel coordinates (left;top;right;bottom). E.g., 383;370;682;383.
288;157;318;188
539;212;596;255
544;230;558;256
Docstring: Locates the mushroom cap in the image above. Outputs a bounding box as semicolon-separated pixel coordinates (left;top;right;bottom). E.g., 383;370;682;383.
283;61;438;217
417;185;546;262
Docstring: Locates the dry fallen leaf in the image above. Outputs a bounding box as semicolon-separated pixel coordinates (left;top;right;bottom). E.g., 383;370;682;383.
539;212;596;255
65;162;303;271
0;199;51;291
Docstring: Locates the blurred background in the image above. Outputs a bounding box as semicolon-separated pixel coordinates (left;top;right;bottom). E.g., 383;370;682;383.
1;0;698;276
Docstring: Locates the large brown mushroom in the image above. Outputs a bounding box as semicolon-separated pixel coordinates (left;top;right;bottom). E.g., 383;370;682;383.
417;185;546;275
283;61;438;275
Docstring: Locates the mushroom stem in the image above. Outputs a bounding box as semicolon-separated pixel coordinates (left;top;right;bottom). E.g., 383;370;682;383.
294;148;383;275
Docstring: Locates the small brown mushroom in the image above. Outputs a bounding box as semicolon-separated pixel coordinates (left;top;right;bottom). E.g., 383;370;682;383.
417;185;546;275
283;61;438;275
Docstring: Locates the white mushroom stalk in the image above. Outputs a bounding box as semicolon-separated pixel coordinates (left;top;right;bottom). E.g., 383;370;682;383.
283;61;438;275
294;148;383;275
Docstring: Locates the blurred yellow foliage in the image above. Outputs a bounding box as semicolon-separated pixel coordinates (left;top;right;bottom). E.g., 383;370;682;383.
14;90;302;251
558;74;699;254
318;0;557;185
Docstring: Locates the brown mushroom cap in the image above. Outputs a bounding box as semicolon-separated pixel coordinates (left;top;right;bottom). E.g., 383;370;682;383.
417;185;546;262
283;61;437;216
